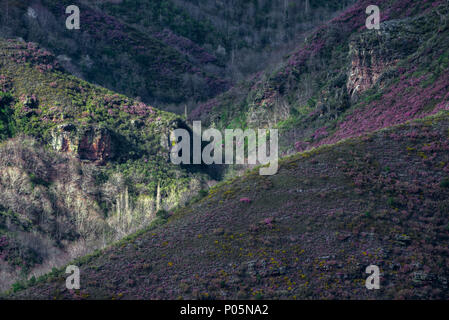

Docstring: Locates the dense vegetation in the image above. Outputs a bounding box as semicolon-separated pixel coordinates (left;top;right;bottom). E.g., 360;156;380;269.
192;0;449;156
0;0;355;112
7;110;449;299
0;0;448;299
0;38;209;290
0;92;15;140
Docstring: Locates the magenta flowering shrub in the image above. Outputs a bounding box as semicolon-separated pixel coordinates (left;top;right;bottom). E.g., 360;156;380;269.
294;141;311;152
239;197;251;203
7;41;59;73
0;235;8;247
318;68;449;147
121;102;156;117
86;93;158;120
381;0;446;21
48;3;129;43
328;0;445;31
189;98;219;120
284;0;374;73
328;0;369;31
83;11;127;43
312;127;329;140
263;217;274;227
286;36;326;72
430;98;449;115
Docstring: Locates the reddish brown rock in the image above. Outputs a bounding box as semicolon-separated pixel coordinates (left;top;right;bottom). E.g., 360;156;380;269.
347;22;421;99
51;125;112;164
347;39;394;98
78;127;112;164
347;51;387;97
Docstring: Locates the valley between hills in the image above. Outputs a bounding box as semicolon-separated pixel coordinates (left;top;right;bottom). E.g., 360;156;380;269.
0;0;448;299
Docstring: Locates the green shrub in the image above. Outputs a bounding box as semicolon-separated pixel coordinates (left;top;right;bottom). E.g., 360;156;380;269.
387;197;398;207
0;92;15;140
156;209;169;219
29;173;51;188
11;281;25;293
440;179;449;189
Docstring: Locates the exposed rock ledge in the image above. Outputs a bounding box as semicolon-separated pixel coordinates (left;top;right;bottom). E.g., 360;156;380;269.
51;124;112;164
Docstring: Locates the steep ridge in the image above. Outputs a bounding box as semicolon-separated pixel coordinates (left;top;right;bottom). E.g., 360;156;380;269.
0;0;358;111
6;110;449;299
191;0;449;156
0;38;210;290
0;0;229;105
169;0;356;77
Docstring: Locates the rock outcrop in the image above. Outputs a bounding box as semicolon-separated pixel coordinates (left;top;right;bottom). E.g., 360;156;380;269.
347;41;389;98
78;127;112;164
347;21;422;99
51;125;112;164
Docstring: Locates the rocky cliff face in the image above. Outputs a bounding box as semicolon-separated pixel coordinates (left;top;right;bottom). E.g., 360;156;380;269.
246;89;292;129
0;37;212;291
193;0;448;159
51;125;112;164
78;127;112;164
347;39;391;99
51;124;78;154
347;20;422;100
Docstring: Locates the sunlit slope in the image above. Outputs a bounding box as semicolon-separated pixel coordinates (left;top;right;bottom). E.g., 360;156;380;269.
8;111;449;300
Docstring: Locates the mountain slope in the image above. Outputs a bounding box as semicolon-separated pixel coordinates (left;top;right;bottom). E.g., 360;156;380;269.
1;0;448;300
0;0;229;105
7;110;449;299
0;38;210;291
191;0;449;156
0;0;358;111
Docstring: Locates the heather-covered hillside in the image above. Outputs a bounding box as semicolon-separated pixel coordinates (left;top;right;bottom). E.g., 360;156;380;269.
192;0;449;156
1;0;449;301
7;111;449;299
